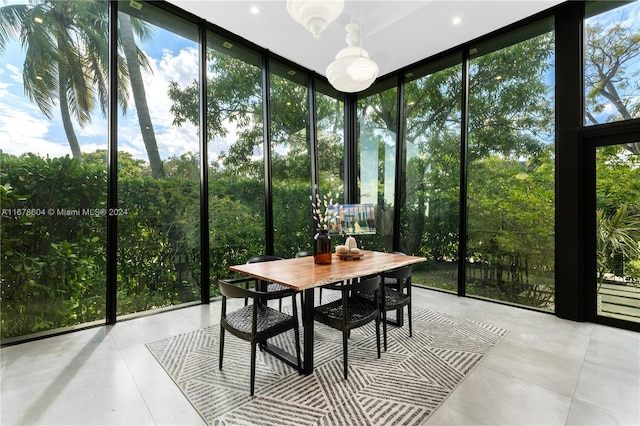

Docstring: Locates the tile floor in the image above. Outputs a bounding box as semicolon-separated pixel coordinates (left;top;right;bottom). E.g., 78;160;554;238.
1;288;639;425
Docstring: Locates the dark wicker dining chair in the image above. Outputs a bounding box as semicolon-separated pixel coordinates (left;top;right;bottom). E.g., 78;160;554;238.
313;275;381;379
358;252;412;351
218;278;301;396
247;255;295;311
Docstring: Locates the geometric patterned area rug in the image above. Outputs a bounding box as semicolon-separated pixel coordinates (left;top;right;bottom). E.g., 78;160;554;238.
146;308;508;425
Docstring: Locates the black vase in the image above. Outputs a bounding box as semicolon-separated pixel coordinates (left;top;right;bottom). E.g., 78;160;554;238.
314;229;332;264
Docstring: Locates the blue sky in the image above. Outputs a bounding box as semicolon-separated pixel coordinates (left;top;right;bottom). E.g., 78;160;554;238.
1;1;638;163
0;7;200;161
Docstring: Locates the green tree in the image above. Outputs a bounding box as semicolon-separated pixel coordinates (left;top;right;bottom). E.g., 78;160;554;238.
585;4;640;154
0;0;109;160
119;11;165;179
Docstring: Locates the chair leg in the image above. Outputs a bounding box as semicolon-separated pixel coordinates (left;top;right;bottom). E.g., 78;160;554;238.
375;314;381;358
219;327;225;370
408;303;412;338
294;324;302;374
382;308;388;351
342;330;349;379
299;292;304;321
250;342;257;396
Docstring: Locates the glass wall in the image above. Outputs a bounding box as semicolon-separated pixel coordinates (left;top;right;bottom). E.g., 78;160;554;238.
269;61;312;258
203;32;264;296
401;56;463;293
357;86;398;251
584;1;640;126
315;81;345;249
595;142;640;323
116;3;200;315
466;20;556;310
1;0;109;340
5;0;615;341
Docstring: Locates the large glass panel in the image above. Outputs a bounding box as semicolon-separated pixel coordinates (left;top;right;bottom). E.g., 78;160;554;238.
1;0;108;341
402;56;462;293
314;81;345;251
117;3;200;315
269;61;311;258
466;20;555;310
585;1;640;126
595;142;640;322
357;86;398;251
201;32;264;296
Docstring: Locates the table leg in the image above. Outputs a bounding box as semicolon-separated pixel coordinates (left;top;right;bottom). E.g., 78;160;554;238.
302;287;315;374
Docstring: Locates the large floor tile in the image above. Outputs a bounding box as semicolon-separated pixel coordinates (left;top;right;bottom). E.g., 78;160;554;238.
565;399;639;426
481;338;583;396
574;361;640;421
2;288;639;426
444;365;572;425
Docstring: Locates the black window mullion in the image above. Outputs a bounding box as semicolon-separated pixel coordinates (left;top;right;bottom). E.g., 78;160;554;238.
457;47;470;298
262;55;274;255
199;23;210;303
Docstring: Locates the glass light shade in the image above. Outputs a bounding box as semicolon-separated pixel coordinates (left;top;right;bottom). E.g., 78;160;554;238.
326;23;379;93
326;47;377;93
287;0;344;39
347;56;379;81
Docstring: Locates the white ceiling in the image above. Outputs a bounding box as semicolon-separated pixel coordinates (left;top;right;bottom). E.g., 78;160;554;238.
168;0;564;78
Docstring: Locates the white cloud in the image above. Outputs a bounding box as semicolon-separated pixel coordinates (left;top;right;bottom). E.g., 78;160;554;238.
5;63;23;84
159;47;199;87
0;98;70;158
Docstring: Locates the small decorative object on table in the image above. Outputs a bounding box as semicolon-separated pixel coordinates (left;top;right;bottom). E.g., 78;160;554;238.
314;229;332;264
335;236;363;260
311;191;338;265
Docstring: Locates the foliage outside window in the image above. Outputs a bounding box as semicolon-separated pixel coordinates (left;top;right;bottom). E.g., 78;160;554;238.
466;21;556;310
357;87;398;252
1;1;110;339
169;31;266;297
595;144;640;320
401;57;463;293
116;5;201;316
269;61;312;258
584;1;640;129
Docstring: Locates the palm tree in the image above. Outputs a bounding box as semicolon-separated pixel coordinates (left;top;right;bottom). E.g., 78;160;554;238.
596;204;640;291
118;11;164;179
1;1;102;159
0;0;157;166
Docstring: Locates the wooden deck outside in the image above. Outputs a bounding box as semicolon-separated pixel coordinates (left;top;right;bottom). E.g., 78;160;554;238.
599;283;640;322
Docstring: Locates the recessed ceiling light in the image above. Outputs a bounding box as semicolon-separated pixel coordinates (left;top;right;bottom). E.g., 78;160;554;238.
250;5;259;15
222;41;233;49
452;17;462;25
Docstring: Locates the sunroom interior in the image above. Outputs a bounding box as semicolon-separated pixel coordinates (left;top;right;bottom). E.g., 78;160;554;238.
1;0;639;425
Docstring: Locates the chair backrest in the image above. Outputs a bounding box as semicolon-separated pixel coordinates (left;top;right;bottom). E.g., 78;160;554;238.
219;279;251;299
247;254;283;264
219;278;292;300
351;275;382;294
295;250;313;258
325;275;381;294
384;251;412;280
383;265;412;280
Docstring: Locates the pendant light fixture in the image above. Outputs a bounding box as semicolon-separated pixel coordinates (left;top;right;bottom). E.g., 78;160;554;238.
287;0;344;39
326;22;379;93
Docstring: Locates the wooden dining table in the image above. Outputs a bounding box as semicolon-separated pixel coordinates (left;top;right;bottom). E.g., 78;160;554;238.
229;250;427;375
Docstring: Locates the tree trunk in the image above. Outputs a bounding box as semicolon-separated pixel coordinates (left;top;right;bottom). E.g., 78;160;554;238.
119;12;165;179
58;75;82;160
